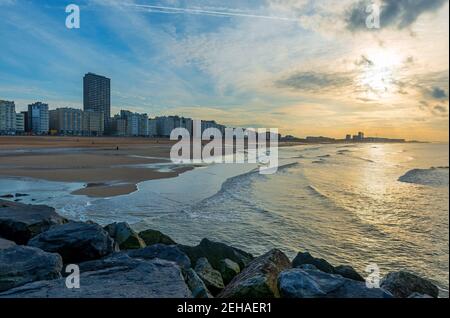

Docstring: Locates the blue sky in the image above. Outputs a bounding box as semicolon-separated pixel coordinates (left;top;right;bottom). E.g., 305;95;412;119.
0;0;449;140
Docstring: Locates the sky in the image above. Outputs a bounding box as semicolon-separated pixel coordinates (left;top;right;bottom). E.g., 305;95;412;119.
0;0;448;141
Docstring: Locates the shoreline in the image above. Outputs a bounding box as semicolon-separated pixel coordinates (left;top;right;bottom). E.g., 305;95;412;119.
0;136;194;198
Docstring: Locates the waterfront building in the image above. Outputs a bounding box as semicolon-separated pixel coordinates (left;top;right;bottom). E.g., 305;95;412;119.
49;108;83;135
0;100;16;134
15;112;25;134
83;73;111;131
28;102;49;135
82;110;104;136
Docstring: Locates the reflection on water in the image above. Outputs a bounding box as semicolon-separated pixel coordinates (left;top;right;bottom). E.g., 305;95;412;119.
0;143;448;296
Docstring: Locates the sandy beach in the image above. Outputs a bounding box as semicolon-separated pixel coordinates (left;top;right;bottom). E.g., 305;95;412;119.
0;136;192;197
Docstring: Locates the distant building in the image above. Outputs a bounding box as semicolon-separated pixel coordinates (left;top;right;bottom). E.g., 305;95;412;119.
148;118;157;137
306;136;335;143
345;134;352;141
201;120;225;135
138;113;149;137
21;111;29;132
49;108;83;135
0;100;16;135
82;110;104;136
28;102;49;135
111;115;127;136
151;116;195;137
15;112;25;134
358;132;364;141
111;111;149;137
83;73;111;131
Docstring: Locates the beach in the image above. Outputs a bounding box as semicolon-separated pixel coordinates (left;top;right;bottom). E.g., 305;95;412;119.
0;136;192;197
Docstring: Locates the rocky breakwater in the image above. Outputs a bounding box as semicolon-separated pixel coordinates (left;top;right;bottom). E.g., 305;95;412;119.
0;199;440;298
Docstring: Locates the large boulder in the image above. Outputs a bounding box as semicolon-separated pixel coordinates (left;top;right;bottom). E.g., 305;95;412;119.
127;244;191;269
179;238;254;271
219;249;291;298
28;222;116;263
0;246;62;292
334;265;365;282
293;251;365;282
380;271;439;298
183;268;213;298
104;222;145;250
139;229;176;246
278;268;391;298
292;252;334;274
0;200;67;244
0;257;192;298
219;258;241;285
0;238;16;250
194;257;224;296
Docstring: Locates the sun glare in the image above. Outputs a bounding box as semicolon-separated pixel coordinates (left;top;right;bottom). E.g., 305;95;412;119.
357;49;403;100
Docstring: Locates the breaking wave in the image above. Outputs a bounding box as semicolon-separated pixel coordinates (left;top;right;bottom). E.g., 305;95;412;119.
399;167;449;187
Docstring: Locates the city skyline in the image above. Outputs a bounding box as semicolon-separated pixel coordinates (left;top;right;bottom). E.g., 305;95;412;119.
0;0;449;141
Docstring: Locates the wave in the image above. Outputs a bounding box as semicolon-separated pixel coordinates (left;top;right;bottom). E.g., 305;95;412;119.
398;167;449;187
306;185;329;199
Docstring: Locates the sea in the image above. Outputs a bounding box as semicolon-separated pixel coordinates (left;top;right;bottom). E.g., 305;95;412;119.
1;142;448;296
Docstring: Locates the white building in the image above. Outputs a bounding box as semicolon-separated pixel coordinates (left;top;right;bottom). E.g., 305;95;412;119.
0;100;16;134
15;112;25;134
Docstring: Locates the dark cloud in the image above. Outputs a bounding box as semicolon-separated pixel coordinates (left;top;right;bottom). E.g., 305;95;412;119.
275;71;353;92
346;0;448;31
431;87;448;99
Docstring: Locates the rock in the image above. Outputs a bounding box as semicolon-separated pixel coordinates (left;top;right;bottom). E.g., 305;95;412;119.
139;229;176;246
334;265;365;282
28;222;116;263
297;264;318;270
0;246;62;292
15;193;29;198
0;194;14;198
219;258;241;285
0;238;16;250
127;244;191;269
219;249;291;298
194;257;225;296
179;238;254;271
380;271;439;298
292;251;335;274
183;268;213;298
104;222;145;250
0;199;67;244
78;252;134;272
0;257;192;298
278;268;391;298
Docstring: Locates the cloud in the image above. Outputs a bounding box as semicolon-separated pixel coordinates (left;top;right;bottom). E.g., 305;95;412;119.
419;100;448;117
434;105;447;113
275;71;354;92
431;87;448;100
346;0;448;31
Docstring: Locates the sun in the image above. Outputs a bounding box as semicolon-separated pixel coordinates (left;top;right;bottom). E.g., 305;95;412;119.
357;49;403;100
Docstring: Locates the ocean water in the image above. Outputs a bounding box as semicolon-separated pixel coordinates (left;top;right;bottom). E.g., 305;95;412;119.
1;142;448;296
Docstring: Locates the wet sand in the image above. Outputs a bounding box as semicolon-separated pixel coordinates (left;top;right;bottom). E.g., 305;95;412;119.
0;136;191;198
